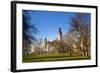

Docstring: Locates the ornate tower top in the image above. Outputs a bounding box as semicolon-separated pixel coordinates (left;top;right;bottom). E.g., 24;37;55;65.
57;27;62;41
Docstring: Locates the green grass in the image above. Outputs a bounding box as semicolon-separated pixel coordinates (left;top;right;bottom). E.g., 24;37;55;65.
23;53;90;63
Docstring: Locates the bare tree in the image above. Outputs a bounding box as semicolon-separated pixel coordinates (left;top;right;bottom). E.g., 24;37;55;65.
64;32;74;56
68;13;91;56
33;38;44;55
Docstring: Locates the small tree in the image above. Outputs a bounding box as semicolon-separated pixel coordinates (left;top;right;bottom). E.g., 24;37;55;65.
64;32;74;56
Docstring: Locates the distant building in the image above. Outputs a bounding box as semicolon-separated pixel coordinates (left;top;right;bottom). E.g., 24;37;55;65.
42;28;63;54
30;27;84;55
30;27;65;55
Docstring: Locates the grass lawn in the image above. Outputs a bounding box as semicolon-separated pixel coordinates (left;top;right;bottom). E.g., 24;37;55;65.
23;53;90;63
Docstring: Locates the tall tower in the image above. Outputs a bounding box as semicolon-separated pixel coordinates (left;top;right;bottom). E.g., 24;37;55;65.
44;38;47;45
57;28;62;41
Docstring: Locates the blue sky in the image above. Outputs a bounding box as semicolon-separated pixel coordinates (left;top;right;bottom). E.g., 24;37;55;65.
23;10;90;41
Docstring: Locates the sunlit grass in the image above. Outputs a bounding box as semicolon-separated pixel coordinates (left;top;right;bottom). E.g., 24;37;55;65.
23;53;90;63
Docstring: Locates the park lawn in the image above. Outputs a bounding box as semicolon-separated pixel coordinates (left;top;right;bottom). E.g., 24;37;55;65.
23;54;90;63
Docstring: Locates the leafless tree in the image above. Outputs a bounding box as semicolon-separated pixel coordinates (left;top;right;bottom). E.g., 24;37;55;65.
64;13;91;57
64;32;74;56
68;13;91;56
